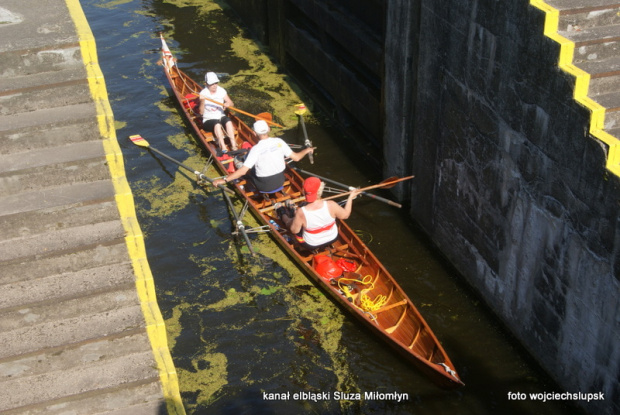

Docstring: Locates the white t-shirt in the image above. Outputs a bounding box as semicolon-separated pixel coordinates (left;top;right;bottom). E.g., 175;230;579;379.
199;86;227;121
243;137;293;177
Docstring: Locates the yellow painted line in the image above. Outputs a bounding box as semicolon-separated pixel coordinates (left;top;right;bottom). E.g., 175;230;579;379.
64;1;185;413
530;0;620;177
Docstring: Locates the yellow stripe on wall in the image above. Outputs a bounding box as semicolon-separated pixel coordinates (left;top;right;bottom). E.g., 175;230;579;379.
530;0;620;177
64;1;185;413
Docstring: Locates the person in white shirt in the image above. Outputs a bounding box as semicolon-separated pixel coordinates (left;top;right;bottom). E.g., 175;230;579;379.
281;177;361;249
213;120;314;192
198;72;237;152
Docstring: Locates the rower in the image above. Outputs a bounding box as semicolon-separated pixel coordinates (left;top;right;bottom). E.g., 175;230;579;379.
279;177;361;251
212;120;314;192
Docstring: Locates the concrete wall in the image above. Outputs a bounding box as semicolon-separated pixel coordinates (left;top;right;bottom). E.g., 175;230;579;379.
385;1;619;414
226;0;620;413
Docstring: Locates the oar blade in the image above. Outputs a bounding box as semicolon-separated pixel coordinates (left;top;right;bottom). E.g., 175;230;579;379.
256;112;273;122
129;134;150;148
294;103;307;115
377;176;401;189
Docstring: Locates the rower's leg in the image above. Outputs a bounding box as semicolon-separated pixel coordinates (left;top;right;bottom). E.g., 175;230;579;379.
225;120;237;150
213;124;227;150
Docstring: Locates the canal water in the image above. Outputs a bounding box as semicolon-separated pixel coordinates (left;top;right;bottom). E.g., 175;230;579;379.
82;1;585;414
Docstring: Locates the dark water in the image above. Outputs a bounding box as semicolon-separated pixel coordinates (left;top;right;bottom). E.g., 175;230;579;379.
81;1;586;414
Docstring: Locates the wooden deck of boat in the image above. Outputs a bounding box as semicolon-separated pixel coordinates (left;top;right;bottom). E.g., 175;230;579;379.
0;1;178;413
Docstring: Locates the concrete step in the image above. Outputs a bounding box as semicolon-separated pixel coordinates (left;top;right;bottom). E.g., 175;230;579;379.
0;219;125;263
0;332;159;411
0;116;100;155
0;66;87;93
0;261;135;310
0;104;98;148
0;79;91;117
589;73;620;96
0;238;128;286
559;24;620;62
553;1;620;31
0;140;106;174
0;180;115;217
575;55;620;78
0;380;164;415
0;197;119;240
0;285;145;359
608;125;620;137
595;91;620;129
1;378;163;415
0;155;110;197
0;43;84;78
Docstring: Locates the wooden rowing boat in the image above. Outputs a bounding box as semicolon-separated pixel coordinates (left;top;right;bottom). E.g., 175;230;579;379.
158;34;464;388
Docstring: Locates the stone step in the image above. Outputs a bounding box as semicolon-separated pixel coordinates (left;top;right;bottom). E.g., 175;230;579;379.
0;79;91;117
0;180;115;217
595;91;620;129
0;238;128;287
0;115;100;155
0;43;83;79
588;73;620;96
0;140;105;174
0;219;125;263
0;332;159;411
608;125;620;138
0;378;163;415
0;261;135;310
0;155;110;197
0;197;119;240
0;104;98;148
553;1;620;31
575;55;620;78
0;66;86;94
559;24;620;62
0;286;145;359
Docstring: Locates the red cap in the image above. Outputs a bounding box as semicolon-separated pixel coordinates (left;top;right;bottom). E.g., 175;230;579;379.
303;177;321;202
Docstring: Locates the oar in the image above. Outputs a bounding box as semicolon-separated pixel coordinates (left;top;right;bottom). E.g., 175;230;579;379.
260;176;414;213
293;167;402;208
191;93;284;128
295;104;313;164
129;134;235;195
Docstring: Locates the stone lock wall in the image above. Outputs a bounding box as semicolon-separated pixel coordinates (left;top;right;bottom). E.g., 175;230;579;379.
385;1;620;414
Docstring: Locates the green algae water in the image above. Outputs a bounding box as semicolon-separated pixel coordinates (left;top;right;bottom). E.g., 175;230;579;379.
82;1;586;414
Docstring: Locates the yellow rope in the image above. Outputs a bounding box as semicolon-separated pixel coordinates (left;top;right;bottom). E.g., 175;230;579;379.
337;275;388;312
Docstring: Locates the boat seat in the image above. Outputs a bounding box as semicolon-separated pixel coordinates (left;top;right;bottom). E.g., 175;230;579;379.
200;129;215;142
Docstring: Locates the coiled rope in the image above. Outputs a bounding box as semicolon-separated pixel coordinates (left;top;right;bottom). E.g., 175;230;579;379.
337;274;387;312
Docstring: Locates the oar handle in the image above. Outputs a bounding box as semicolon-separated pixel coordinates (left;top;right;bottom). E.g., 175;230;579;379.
293;167;404;208
146;146;235;195
260;177;412;213
297;113;313;164
193;94;284;128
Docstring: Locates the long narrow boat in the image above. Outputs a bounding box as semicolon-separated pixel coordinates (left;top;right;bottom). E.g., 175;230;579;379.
158;34;464;388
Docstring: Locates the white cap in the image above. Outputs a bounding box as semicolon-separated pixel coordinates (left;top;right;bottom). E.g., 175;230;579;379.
253;120;269;135
205;72;219;85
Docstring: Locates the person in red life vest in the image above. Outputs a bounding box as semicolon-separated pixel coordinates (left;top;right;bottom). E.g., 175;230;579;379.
281;177;361;250
212;120;314;192
198;72;237;152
